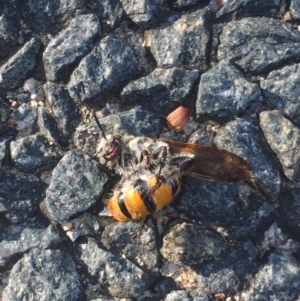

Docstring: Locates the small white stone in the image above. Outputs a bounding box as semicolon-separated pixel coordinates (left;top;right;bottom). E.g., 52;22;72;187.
43;176;52;184
61;222;73;231
66;230;81;242
168;262;179;274
175;236;186;244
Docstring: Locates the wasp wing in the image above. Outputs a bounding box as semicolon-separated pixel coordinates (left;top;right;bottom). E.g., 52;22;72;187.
159;139;252;182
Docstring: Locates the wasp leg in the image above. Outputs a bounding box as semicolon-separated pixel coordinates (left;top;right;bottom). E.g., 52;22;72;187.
140;149;151;168
92;109;107;140
131;216;150;239
151;146;168;192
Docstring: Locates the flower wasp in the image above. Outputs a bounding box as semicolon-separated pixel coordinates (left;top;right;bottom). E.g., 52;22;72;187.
92;110;252;237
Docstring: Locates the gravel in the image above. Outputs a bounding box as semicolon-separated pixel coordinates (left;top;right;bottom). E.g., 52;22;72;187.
1;1;300;300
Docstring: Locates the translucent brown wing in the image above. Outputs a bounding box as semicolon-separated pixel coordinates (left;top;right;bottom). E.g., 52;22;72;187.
159;139;252;182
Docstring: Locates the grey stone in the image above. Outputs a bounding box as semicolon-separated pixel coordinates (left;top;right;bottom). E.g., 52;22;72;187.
168;0;207;9
0;98;10;128
120;0;165;26
0;1;20;60
214;119;281;200
101;219;160;271
188;123;214;145
119;106;165;137
2;248;83;301
160;222;226;265
0;220;65;270
196;60;261;121
43;14;101;81
20;0;83;35
176;179;240;224
10;134;61;173
216;0;281;22
44;82;81;136
74;238;150;298
15;103;31;120
0;171;46;223
197;241;258;295
259;110;300;181
260;63;300;128
42;149;108;223
291;0;300;20
243;251;300;301
37;107;68;148
87;0;123;33
218;17;300;75
279;186;300;239
0;38;41;90
68;33;138;101
165;290;210;301
149;8;213;71
227;202;276;242
121;67;199;115
0;126;17;167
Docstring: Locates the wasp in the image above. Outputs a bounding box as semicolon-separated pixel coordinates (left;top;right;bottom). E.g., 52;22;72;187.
92;110;252;237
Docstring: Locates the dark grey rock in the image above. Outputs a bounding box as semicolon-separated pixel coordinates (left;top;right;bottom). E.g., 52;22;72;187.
0;219;65;270
74;238;150;298
259;110;300;181
0;98;10;127
165;290;210;301
120;0;165;26
87;0;123;33
214;119;281;200
101;219;159;271
197;241;258;295
0;171;46;223
291;0;300;20
0;126;17;167
168;0;206;9
42;149;108;223
260;63;300;128
242;251;300;301
227;202;276;242
154;278;179;296
68;33;138;101
2;248;83;301
6;90;31;103
121;67;199;115
196;60;261;121
37;107;68;148
10;134;61;173
218;17;300;75
0;1;20;60
176;179;240;224
44;82;81;136
0;38;41;90
15;103;31;120
149;8;213;71
216;0;281;22
279;186;300;239
160;222;226;265
188;123;214;145
120;106;165;137
43;14;101;81
20;0;83;35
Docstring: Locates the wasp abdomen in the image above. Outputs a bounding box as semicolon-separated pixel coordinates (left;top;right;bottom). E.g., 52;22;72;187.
107;173;181;222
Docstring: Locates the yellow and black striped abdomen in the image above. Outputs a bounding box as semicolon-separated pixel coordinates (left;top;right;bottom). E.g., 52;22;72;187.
107;174;181;222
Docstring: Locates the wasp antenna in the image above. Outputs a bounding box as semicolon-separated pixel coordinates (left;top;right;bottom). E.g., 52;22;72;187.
92;109;107;140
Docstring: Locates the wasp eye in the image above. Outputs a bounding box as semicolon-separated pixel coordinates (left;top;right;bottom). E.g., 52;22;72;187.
105;140;119;157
